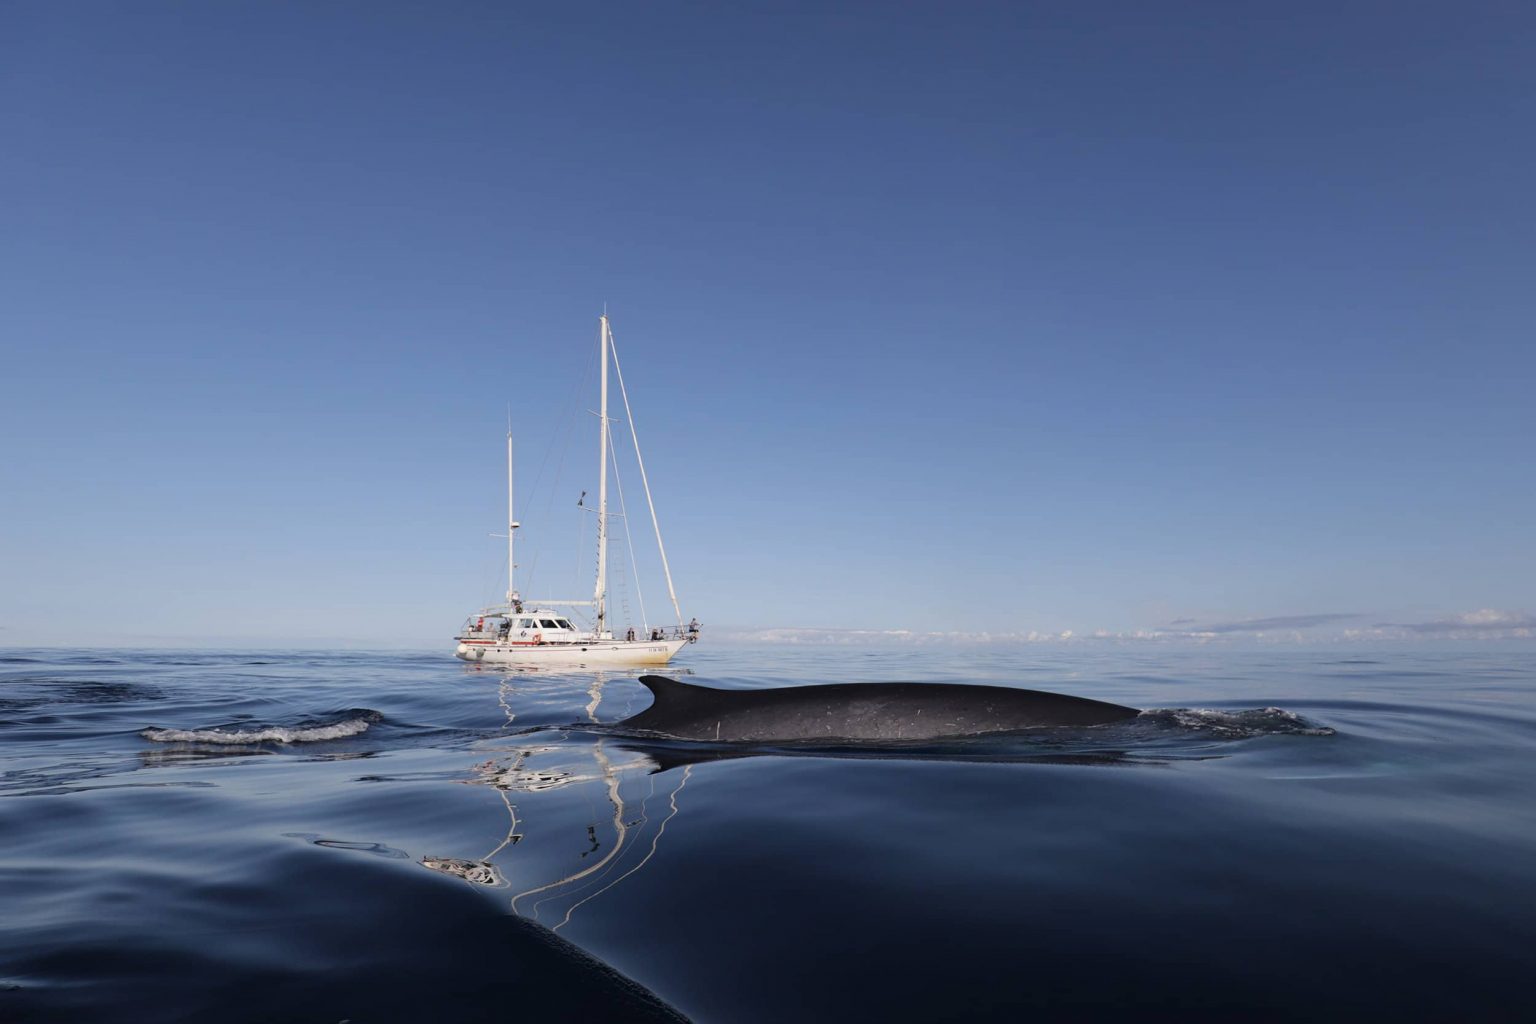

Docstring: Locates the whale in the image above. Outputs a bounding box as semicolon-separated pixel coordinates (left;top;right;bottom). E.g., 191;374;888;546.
616;675;1141;743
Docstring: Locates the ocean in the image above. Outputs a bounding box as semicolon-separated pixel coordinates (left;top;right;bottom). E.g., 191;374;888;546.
2;643;1533;1022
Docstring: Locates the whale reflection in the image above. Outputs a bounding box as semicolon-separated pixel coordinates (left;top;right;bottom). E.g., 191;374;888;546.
611;739;1176;773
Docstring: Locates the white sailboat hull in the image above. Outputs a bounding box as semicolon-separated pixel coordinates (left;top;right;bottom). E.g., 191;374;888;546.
455;637;690;667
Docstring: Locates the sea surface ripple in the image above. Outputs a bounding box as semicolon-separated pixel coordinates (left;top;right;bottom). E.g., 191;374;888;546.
2;644;1534;1021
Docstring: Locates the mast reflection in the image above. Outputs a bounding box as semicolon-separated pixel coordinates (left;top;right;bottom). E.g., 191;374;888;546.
421;672;690;933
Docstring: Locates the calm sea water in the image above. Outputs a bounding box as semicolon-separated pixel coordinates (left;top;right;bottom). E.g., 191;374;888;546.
3;643;1534;1022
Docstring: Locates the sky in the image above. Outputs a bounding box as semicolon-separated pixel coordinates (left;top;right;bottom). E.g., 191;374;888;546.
1;2;1532;647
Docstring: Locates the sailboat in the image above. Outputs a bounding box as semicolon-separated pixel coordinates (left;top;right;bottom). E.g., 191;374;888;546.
453;314;698;667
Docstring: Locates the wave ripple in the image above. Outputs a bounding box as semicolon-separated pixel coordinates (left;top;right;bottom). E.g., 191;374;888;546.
142;710;383;744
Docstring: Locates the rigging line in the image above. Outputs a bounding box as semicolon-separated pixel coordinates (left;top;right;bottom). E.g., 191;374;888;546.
480;490;513;608
606;417;650;633
522;325;598;595
608;327;683;624
473;430;513;610
573;488;587;602
477;538;505;611
523;319;596;517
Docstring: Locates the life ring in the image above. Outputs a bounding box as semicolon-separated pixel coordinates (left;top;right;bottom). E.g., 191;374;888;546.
533;633;543;644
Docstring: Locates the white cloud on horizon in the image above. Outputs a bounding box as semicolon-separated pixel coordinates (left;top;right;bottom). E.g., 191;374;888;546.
1373;608;1536;636
1163;613;1364;635
711;608;1535;646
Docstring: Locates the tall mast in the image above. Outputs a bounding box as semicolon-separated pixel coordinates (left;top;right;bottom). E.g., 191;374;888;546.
594;314;610;635
506;428;519;607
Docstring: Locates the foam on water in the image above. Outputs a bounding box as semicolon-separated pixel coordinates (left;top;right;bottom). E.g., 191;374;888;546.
142;710;383;744
1138;706;1337;738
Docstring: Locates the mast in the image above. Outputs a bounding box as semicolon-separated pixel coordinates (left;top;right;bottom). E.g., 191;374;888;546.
594;314;610;635
506;429;520;607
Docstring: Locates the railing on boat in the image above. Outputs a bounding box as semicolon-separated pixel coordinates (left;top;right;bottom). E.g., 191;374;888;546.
457;624;700;643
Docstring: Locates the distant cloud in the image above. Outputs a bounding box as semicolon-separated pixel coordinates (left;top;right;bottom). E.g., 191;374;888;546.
1377;609;1536;635
1169;613;1363;635
709;608;1535;646
711;621;1341;646
711;626;1081;646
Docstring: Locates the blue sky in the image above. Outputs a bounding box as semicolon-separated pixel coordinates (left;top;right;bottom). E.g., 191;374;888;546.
1;2;1532;647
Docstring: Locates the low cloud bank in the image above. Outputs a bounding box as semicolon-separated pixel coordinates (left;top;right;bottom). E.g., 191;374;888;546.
1169;613;1363;635
710;608;1534;646
1374;609;1536;636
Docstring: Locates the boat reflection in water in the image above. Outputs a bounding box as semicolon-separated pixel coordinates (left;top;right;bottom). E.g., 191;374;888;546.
420;673;694;933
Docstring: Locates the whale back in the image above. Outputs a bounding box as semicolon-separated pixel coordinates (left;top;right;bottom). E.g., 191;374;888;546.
622;676;1140;742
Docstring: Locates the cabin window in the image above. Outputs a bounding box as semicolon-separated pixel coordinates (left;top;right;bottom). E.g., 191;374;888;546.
518;618;536;628
539;619;560;629
556;619;573;630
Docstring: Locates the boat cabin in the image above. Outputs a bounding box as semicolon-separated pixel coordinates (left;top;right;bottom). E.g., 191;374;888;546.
459;608;584;644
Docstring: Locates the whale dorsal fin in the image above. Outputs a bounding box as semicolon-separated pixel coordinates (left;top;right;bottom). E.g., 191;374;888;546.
632;675;729;725
638;674;688;691
637;675;704;703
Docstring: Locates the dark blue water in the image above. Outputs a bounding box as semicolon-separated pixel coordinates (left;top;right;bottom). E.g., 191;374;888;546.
3;645;1534;1022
